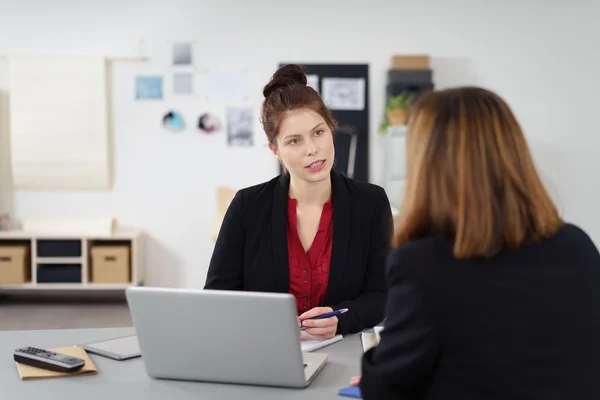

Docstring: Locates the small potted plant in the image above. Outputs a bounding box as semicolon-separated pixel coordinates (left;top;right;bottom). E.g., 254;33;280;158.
385;92;415;126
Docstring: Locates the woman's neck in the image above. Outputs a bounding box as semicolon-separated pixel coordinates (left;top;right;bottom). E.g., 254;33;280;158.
289;175;331;206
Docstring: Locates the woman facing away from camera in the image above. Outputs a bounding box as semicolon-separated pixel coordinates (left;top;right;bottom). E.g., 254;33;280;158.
353;87;600;399
204;64;393;338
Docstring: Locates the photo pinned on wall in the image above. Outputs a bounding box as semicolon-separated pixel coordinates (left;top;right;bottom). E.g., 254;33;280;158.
321;77;365;111
198;113;221;134
226;107;253;147
162;110;185;132
172;42;193;66
306;74;319;93
173;72;194;95
205;68;248;102
135;76;163;100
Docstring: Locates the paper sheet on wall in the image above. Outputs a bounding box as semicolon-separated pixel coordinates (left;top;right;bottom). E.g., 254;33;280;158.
7;55;111;190
306;74;319;93
226;107;253;147
205;68;247;102
322;77;365;111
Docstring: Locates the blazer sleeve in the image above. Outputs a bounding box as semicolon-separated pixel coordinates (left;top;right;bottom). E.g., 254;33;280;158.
360;247;439;400
334;188;393;334
204;190;246;290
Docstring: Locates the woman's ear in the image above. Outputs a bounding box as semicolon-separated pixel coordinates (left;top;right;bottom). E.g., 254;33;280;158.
269;143;280;160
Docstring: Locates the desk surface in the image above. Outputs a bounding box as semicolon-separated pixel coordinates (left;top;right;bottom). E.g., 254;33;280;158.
2;327;363;399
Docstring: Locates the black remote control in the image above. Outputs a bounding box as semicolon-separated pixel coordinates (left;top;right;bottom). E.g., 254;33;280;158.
14;347;86;373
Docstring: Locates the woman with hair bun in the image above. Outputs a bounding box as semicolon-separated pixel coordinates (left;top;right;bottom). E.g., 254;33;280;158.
205;64;393;338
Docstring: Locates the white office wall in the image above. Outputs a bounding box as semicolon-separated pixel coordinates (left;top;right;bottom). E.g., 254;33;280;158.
0;0;598;287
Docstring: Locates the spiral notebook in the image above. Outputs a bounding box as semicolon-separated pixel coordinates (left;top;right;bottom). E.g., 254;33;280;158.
300;332;343;352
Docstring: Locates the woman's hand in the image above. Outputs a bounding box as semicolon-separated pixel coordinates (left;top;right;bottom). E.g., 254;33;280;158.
349;376;361;386
299;306;338;339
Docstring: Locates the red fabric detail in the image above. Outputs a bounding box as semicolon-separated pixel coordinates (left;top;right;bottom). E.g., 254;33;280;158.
287;196;334;315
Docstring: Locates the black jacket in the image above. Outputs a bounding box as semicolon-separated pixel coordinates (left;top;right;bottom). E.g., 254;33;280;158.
205;170;393;334
360;223;600;400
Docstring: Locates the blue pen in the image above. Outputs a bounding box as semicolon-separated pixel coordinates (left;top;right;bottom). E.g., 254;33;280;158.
307;308;349;320
300;308;349;330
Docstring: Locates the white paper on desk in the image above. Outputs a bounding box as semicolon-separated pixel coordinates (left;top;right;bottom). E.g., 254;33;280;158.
361;326;384;353
300;331;343;352
205;68;247;102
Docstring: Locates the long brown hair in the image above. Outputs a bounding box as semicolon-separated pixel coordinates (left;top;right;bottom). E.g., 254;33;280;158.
393;87;563;258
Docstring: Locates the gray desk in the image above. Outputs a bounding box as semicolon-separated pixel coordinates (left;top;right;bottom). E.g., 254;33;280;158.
1;327;363;400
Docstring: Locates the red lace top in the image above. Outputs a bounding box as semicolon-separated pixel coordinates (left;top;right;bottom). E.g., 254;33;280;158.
287;196;334;315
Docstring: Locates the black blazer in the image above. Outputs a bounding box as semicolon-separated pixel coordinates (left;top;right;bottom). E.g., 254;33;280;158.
205;170;393;334
360;223;600;400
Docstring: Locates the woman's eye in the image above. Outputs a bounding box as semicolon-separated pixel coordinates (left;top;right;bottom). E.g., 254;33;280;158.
289;139;298;145
314;130;324;136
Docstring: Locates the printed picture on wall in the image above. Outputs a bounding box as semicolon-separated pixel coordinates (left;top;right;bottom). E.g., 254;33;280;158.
306;74;319;93
198;112;221;134
162;110;185;132
321;77;365;111
226;107;253;147
173;72;193;95
205;68;247;102
135;76;163;100
173;42;193;66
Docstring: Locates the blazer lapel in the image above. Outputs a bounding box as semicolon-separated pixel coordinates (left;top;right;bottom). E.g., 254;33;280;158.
325;170;351;305
271;174;290;293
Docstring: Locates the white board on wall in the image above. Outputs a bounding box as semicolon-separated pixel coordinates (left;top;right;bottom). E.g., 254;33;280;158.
7;55;111;190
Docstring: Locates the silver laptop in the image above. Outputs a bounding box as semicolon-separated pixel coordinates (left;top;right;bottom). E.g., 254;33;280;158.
125;287;328;388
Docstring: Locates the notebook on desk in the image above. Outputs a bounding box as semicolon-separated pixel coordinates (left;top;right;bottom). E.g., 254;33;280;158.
300;332;343;352
15;346;97;380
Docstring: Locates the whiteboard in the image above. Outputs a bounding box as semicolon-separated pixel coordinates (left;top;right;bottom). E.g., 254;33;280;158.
7;55;111;190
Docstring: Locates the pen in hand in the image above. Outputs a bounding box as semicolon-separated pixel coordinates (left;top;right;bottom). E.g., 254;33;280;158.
299;308;349;331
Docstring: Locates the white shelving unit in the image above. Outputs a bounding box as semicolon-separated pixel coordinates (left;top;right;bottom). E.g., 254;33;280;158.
383;125;407;209
0;229;143;292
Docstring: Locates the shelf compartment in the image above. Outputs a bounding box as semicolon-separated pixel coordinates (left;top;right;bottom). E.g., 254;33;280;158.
0;240;32;284
36;239;82;258
88;240;132;284
37;263;82;283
